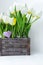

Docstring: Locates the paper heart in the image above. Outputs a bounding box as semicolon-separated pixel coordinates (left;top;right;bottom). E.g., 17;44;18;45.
3;31;11;38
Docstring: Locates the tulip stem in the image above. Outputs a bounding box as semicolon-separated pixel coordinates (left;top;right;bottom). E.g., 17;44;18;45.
12;25;14;38
5;24;8;31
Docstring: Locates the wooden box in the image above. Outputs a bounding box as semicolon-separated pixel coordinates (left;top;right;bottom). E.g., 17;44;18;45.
0;38;30;56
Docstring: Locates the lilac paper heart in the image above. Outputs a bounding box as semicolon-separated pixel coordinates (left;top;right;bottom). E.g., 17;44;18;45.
3;31;11;38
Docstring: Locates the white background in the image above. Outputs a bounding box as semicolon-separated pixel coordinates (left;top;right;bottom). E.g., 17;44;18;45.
0;0;43;65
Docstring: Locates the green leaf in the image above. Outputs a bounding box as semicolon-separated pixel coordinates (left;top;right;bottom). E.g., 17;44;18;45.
23;23;31;37
28;14;32;23
10;12;16;18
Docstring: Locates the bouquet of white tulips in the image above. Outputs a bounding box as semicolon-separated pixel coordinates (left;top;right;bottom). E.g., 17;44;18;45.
0;4;41;38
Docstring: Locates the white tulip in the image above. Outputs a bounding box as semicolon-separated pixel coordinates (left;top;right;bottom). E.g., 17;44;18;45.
0;13;16;25
21;4;28;14
0;13;4;19
8;18;14;25
2;15;9;24
30;12;42;23
1;14;13;24
0;13;4;23
26;14;31;20
36;11;42;17
9;6;14;13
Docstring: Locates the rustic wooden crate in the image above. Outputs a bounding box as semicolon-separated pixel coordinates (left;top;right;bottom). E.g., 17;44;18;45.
0;38;30;56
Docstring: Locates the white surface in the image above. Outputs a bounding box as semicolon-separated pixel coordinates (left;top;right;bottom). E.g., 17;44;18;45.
0;53;43;65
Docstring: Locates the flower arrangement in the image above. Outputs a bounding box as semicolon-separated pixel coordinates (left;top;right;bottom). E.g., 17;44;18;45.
0;5;40;38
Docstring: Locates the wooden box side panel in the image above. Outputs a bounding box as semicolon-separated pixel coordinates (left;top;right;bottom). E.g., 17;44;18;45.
0;38;30;56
